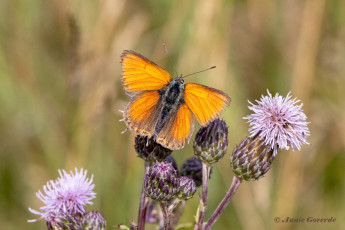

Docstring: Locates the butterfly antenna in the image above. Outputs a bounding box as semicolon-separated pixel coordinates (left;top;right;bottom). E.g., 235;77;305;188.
182;66;216;78
163;43;179;77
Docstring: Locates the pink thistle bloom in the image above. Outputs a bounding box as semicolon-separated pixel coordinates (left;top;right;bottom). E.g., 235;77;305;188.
28;168;96;222
245;90;310;155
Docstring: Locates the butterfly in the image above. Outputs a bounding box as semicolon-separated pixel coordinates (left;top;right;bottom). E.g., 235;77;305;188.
121;50;231;150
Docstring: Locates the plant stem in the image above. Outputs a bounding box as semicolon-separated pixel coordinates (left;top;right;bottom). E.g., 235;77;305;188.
160;202;171;230
170;200;186;229
203;176;242;230
138;163;150;230
196;162;211;230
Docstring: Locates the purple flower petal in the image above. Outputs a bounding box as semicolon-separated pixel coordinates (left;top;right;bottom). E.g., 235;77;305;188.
244;90;310;155
28;168;96;222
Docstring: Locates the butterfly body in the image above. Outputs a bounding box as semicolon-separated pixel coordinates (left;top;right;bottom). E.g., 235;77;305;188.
156;78;185;134
121;50;231;150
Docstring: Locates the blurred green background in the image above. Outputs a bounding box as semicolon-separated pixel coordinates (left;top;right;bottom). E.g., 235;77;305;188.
1;0;345;229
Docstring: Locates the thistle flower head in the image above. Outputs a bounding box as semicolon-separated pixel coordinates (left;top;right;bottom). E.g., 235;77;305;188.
180;157;211;187
193;119;229;164
135;135;172;162
164;155;178;172
82;211;107;230
245;90;310;155
144;161;179;201
28;168;96;222
231;134;274;181
177;176;197;200
46;212;81;230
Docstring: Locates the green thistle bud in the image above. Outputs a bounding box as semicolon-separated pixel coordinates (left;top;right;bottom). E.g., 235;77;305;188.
46;213;81;230
230;134;275;181
193;119;229;164
81;211;107;230
135;135;172;162
144;161;179;201
177;176;197;200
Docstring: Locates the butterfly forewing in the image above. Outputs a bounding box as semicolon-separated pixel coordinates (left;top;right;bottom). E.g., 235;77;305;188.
121;51;172;93
184;83;231;126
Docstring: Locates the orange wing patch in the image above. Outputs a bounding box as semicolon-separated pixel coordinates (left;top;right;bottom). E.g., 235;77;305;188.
121;50;172;93
184;83;231;126
156;104;194;150
171;103;194;142
123;91;162;137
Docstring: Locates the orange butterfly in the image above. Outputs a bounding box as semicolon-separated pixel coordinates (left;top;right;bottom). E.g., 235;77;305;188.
121;50;231;150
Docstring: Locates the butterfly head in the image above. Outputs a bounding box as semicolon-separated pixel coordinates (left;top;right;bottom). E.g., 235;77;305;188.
173;76;184;85
166;77;185;99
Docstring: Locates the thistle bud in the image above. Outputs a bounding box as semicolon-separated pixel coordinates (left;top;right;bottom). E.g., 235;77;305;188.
46;213;81;230
164;155;178;172
230;134;275;181
81;211;107;230
177;176;197;200
135;135;172;162
144;161;179;201
193;119;228;164
180;157;211;187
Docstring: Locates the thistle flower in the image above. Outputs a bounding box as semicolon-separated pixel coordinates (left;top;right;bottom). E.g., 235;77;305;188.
231;91;310;180
177;176;197;200
82;211;107;230
245;90;309;155
135;135;172;162
231;134;274;181
28;168;96;223
46;212;81;230
144;161;179;201
193;119;229;164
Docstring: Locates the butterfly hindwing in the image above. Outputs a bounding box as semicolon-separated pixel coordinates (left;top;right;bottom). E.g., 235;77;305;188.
156;103;194;150
121;50;172;94
123;91;163;137
184;83;231;126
